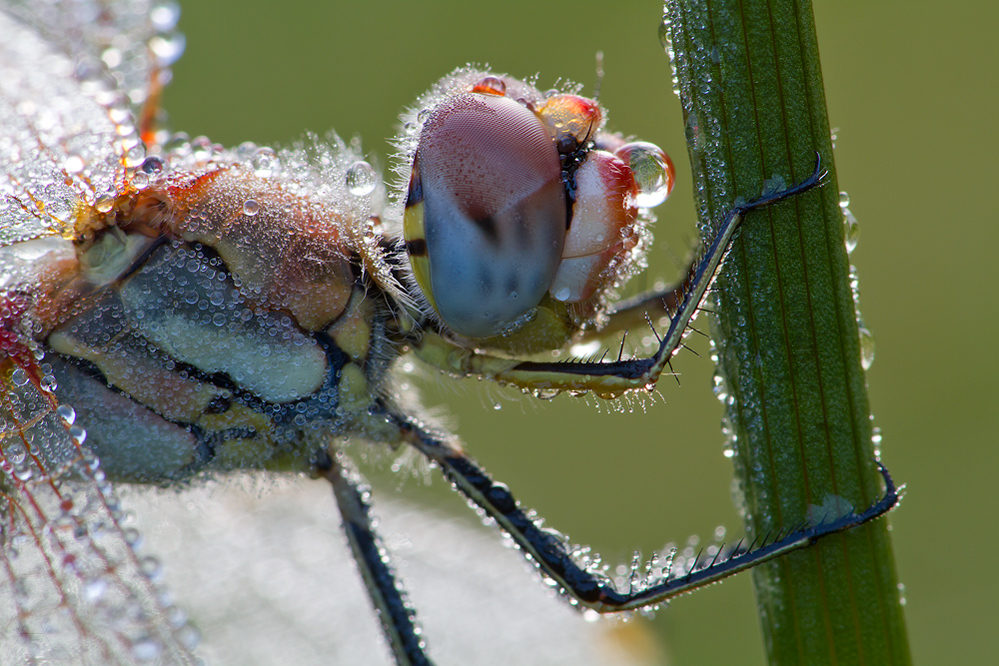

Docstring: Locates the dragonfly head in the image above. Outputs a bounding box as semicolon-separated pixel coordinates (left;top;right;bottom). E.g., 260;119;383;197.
402;71;674;345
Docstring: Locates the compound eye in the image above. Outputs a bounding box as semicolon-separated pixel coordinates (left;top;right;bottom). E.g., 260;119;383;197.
405;93;566;339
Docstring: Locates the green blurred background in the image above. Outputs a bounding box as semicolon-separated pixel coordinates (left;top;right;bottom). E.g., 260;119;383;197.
162;1;997;664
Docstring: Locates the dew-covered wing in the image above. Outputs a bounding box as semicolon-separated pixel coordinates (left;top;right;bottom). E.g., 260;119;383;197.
0;304;200;665
0;0;182;245
0;4;198;664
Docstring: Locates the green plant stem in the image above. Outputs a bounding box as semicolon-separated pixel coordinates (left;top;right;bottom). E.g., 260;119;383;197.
661;2;910;664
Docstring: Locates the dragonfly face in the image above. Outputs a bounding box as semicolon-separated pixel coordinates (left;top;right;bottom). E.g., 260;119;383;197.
0;2;896;665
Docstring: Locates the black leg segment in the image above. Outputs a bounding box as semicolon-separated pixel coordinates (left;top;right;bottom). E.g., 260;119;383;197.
396;414;898;614
321;453;434;666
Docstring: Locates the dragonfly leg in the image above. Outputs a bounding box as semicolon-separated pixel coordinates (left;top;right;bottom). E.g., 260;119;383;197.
394;414;898;613
318;451;434;666
415;156;826;398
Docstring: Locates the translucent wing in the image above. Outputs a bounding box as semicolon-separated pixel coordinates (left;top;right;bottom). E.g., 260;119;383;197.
0;299;199;665
0;0;181;244
0;3;198;664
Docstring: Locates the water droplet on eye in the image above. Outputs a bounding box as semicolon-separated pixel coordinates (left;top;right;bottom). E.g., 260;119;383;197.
130;172;149;189
473;76;507;95
858;326;875;370
242;199;259;216
345;161;377;196
553;287;571;302
615;141;675;208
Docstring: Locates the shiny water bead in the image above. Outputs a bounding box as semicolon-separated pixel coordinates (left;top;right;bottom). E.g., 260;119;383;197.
613;141;674;208
470;75;507;96
252;147;279;178
345;161;377;196
406;92;565;338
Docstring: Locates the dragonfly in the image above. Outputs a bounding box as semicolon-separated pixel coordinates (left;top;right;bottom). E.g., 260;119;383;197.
0;1;899;665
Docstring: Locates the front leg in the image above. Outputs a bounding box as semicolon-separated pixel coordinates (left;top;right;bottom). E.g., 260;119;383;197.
414;156;826;398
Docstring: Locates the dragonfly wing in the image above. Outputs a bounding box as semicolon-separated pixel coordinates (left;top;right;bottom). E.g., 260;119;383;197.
0;329;200;665
0;3;199;664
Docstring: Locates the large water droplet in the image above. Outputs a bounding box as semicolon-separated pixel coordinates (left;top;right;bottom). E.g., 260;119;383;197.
252;147;278;177
345;161;377;196
242;199;259;216
473;76;507;95
615;141;675;208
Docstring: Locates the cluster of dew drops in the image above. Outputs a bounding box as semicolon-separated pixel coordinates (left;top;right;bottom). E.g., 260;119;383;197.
0;337;202;659
708;181;878;464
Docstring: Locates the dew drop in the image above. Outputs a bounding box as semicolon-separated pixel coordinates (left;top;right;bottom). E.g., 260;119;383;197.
140;555;163;581
858;326;875;370
69;425;87;445
149;32;186;67
252;147;278;177
242;199;260;216
64;154;85;174
131;636;163;661
5;442;26;465
56;404;76;425
345;161;377;196
11;368;28;387
658;18;671;53
175;623;201;650
473;76;507;95
141;155;164;174
150;1;181;32
95;195;114;213
83;576;108;602
615;141;675;208
843;208;859;253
